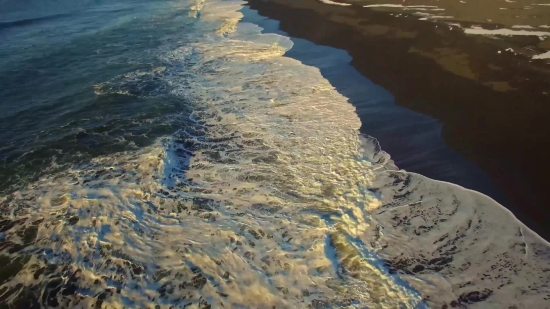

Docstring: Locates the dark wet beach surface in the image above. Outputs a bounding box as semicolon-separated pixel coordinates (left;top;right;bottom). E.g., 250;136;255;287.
244;0;550;240
2;0;550;307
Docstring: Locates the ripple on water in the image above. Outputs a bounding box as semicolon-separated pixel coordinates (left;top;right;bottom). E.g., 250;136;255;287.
0;0;549;308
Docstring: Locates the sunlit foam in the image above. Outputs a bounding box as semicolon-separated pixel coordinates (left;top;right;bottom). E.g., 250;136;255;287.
1;0;549;308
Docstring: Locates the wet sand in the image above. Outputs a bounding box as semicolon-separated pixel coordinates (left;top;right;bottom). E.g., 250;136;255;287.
349;0;550;30
245;0;550;240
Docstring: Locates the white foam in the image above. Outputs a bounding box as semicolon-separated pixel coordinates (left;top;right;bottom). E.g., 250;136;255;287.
512;25;535;29
413;12;453;19
319;0;352;6
1;0;550;308
0;0;422;307
363;152;550;307
364;4;438;8
533;50;550;59
465;26;550;36
446;22;463;28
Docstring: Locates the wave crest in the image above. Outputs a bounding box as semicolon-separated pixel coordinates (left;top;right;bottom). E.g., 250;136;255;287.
0;0;549;308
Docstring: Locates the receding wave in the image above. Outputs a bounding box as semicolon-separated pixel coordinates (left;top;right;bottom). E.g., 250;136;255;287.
0;0;549;308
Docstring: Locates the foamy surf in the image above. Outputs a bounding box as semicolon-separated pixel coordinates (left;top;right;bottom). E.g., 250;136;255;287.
1;0;550;308
464;26;550;36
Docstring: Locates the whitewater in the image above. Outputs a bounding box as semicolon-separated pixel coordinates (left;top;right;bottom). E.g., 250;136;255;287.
1;0;549;308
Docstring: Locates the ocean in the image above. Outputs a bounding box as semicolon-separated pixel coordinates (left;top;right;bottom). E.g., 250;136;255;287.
1;0;549;308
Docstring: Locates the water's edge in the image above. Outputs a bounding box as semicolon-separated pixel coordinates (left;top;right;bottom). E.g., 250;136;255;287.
1;0;549;308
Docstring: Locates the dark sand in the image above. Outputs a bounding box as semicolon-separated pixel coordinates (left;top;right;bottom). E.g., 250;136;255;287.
245;0;550;240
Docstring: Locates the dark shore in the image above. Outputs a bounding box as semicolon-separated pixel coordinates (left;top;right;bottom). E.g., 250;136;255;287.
244;0;550;240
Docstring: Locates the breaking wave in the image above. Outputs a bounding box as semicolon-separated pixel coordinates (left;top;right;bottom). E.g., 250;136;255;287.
1;0;549;308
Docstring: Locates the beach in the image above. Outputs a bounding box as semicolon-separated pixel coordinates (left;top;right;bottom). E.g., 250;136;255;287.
246;0;550;240
1;0;550;307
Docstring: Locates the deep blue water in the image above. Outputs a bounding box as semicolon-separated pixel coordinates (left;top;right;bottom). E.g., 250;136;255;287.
0;0;191;194
1;0;549;308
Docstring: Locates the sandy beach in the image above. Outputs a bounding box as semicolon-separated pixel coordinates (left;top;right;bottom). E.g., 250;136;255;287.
246;0;550;240
2;0;550;307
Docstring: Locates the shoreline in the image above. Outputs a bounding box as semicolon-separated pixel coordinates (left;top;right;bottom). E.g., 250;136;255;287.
240;6;508;200
244;0;550;240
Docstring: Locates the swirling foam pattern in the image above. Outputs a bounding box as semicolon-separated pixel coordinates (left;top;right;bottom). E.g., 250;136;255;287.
1;0;549;308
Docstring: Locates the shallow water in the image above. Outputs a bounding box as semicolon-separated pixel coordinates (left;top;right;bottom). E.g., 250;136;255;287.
342;0;550;29
1;0;550;308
